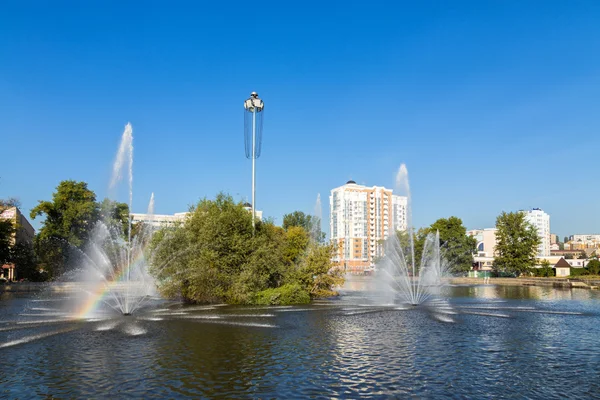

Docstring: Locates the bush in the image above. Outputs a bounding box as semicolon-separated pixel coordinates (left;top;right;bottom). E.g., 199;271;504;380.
569;268;589;277
253;284;310;305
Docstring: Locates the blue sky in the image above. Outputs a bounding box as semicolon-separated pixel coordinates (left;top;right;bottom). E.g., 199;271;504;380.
1;1;599;239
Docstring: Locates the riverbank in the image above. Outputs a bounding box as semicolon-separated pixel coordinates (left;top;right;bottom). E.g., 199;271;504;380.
450;276;600;289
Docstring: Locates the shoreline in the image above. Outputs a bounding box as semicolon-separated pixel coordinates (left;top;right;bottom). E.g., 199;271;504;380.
450;277;600;290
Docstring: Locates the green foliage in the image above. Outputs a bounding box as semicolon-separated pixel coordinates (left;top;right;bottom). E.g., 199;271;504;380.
0;219;14;265
569;268;589;277
493;212;541;276
99;198;130;237
30;180;99;279
282;211;313;231
428;217;476;274
534;259;554;277
0;198;21;209
564;253;574;260
395;217;475;274
254;284;310;305
150;193;344;305
282;226;310;265
587;259;600;275
10;243;44;281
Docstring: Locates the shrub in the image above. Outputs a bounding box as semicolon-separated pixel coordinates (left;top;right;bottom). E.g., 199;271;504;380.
253;284;310;305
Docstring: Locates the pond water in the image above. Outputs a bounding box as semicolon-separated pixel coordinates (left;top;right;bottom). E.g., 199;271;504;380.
1;279;599;399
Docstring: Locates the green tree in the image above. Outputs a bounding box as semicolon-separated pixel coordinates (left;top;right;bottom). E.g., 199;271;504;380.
282;226;310;265
0;219;14;265
150;193;343;304
428;217;477;274
30;180;99;278
587;259;600;275
563;236;569;244
0;197;21;209
493;211;541;276
282;211;313;231
99;198;130;235
536;259;554;277
10;242;42;281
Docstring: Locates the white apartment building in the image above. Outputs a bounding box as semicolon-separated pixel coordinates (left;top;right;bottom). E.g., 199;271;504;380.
131;212;190;227
131;204;263;228
329;180;408;273
522;208;551;257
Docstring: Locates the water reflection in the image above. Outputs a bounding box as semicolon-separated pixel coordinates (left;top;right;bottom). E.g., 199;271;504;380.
1;281;599;398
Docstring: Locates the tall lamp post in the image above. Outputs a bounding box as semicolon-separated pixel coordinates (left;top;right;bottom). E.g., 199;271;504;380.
244;92;264;231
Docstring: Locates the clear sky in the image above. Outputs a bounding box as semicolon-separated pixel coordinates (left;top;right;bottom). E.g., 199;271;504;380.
1;1;599;239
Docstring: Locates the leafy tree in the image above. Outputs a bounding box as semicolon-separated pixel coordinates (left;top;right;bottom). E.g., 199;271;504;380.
536;259;554;277
30;180;99;278
564;253;574;260
392;217;475;274
0;197;21;209
150;193;343;304
283;211;313;231
0;219;14;265
577;251;587;260
493;211;541;276
282;226;310;265
563;236;569;244
428;217;476;274
395;228;427;271
99;198;130;236
294;242;344;298
10;243;42;281
587;259;600;275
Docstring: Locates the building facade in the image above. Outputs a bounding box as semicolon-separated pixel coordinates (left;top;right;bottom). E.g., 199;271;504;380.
522;208;551;257
0;207;35;281
569;234;600;248
467;228;498;270
329;180;408;273
131;212;190;227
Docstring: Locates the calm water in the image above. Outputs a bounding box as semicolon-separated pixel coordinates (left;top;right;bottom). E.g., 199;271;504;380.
1;280;600;399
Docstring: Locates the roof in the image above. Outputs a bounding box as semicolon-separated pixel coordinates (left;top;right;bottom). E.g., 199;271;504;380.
346;180;356;184
553;258;572;268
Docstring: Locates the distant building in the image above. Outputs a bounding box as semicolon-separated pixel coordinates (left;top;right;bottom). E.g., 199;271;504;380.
569;234;600;248
467;228;498;270
329;180;408;274
242;203;263;221
554;258;572;277
131;203;263;228
521;208;551;257
131;212;190;227
550;233;558;244
0;207;35;281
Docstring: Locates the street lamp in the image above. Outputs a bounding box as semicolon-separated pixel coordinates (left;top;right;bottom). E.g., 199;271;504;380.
244;91;264;232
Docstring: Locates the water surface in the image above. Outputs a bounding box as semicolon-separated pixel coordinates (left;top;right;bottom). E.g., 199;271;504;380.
1;280;599;399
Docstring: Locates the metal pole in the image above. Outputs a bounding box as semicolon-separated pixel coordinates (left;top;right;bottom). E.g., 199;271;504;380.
252;108;256;232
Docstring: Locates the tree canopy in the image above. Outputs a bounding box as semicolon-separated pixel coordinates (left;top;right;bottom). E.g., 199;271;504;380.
428;217;476;273
493;211;541;276
150;194;343;305
394;217;475;274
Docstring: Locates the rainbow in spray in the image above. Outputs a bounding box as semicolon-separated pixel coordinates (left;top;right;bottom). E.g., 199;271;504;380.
76;249;151;319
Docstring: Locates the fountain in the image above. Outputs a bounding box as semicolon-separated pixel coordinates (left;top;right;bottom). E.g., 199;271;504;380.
375;164;450;306
31;123;160;320
310;193;322;243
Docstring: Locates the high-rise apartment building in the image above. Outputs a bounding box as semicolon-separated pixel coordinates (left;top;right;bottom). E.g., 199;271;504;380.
522;208;551;257
329;180;408;273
